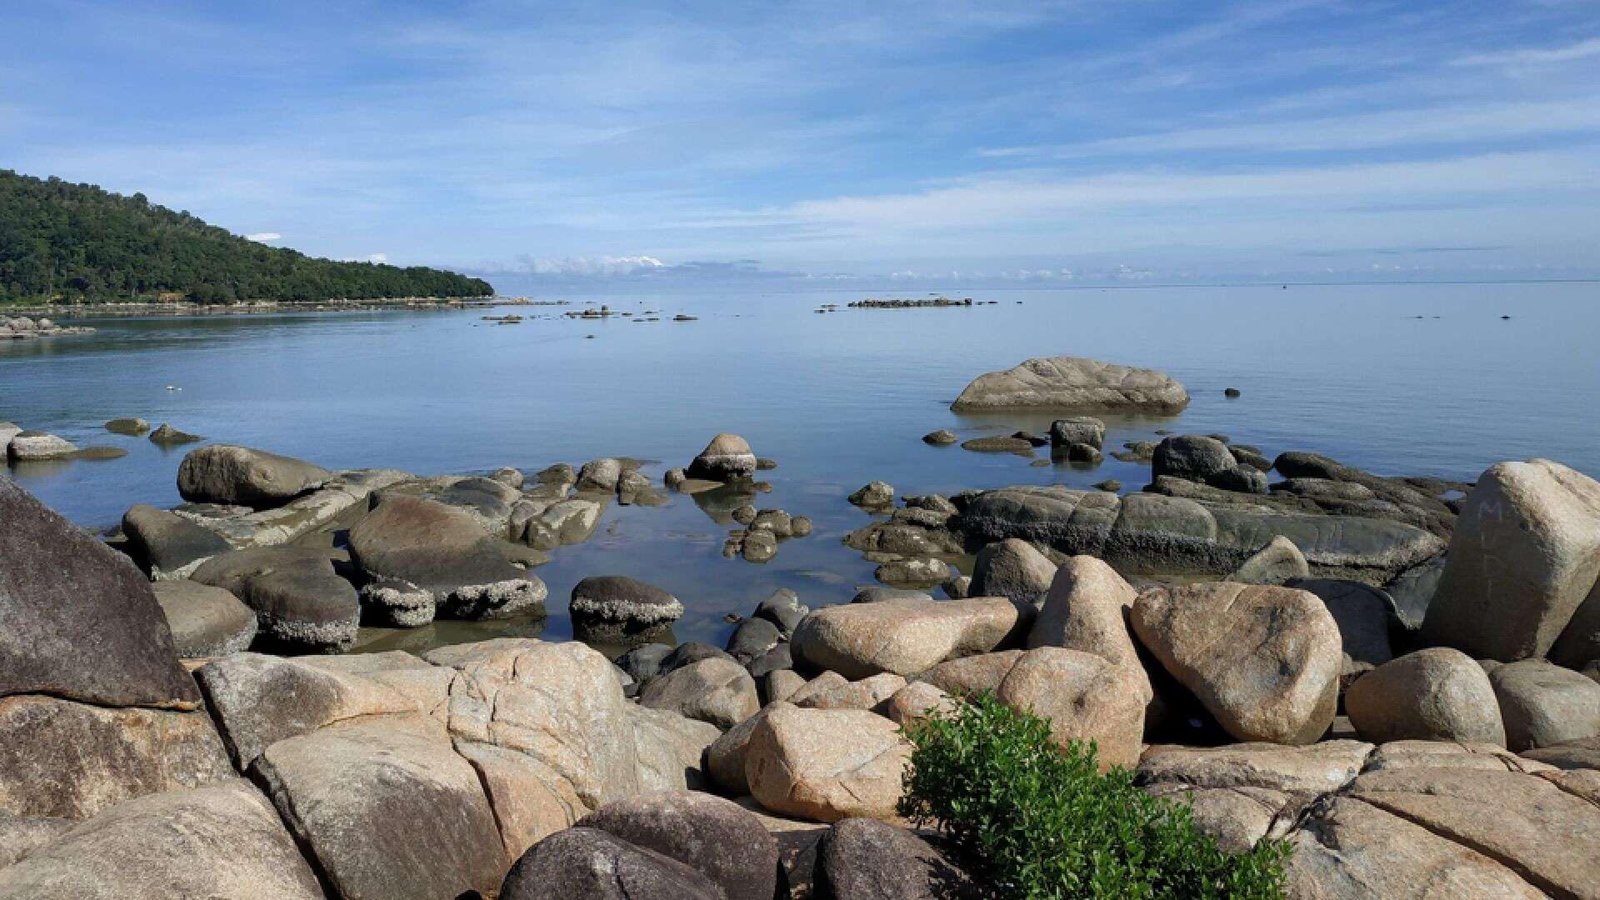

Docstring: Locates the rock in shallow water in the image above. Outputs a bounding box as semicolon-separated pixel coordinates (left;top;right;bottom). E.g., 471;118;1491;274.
950;356;1189;412
176;444;332;508
687;433;757;481
570;575;685;645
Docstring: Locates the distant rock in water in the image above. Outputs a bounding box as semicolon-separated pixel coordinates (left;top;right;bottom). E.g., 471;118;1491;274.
105;417;151;435
148;422;204;445
951;356;1189;413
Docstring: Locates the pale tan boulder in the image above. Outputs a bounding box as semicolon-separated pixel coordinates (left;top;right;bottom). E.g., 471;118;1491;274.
1422;459;1600;661
1488;658;1600;751
791;595;1030;679
1344;648;1506;746
794;672;907;711
0;780;325;900
639;657;759;729
915;650;1023;697
745;706;910;823
1025;556;1150;702
995;647;1146;770
882;682;957;728
1132;582;1341;744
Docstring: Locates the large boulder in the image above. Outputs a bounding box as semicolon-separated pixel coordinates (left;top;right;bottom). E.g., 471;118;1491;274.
0;478;201;708
1152;435;1235;482
995;647;1147;769
1287;577;1395;677
968;538;1057;606
0;780;325;899
1230;535;1310;585
191;546;361;652
1344;649;1506;746
0;695;235;821
569;576;684;645
957;484;1445;585
578;791;777;900
746;705;910;822
813;818;974;900
1025;556;1149;699
152;581;258;657
499;827;721;900
1487;659;1600;751
120;504;232;580
254;714;507;900
1422;459;1600;661
638;657;759;729
686;433;757;482
792;595;1030;679
950;356;1189;412
176;444;331;508
1132;582;1341;744
348;495;546;621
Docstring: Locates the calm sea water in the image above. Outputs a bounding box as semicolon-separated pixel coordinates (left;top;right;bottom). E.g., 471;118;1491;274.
4;282;1597;649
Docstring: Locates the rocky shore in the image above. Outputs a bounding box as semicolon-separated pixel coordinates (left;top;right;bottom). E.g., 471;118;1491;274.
2;354;1598;898
0;315;94;339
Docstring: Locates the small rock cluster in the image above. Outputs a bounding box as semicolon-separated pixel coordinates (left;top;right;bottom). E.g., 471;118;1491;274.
0;315;95;339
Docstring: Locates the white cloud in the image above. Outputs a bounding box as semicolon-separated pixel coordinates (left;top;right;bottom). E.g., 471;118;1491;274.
365;253;388;264
516;255;666;276
245;231;281;242
1455;37;1600;67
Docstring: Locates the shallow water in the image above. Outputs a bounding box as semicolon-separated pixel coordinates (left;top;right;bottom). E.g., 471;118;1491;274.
4;282;1597;649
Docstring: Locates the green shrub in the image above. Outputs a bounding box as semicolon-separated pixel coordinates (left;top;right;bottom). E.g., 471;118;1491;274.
898;693;1287;899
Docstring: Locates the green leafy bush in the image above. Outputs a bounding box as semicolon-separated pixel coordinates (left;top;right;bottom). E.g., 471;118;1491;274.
899;693;1287;899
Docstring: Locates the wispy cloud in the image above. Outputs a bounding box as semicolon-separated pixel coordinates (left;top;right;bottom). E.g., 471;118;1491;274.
5;0;1599;281
1454;36;1600;67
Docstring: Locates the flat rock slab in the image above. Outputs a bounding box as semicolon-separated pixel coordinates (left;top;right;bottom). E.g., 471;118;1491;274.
152;581;258;657
1346;766;1600;899
1286;795;1547;899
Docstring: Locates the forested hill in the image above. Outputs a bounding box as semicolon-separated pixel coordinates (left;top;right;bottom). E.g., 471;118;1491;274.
0;169;493;304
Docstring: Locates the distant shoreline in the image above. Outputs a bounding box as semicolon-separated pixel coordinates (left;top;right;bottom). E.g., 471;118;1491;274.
0;296;561;319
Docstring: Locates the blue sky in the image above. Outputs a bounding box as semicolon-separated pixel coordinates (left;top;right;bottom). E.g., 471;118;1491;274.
4;0;1599;288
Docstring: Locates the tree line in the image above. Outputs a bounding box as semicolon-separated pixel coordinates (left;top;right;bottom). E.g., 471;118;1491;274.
0;169;493;304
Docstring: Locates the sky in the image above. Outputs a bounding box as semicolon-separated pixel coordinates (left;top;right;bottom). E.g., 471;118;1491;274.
4;0;1599;289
